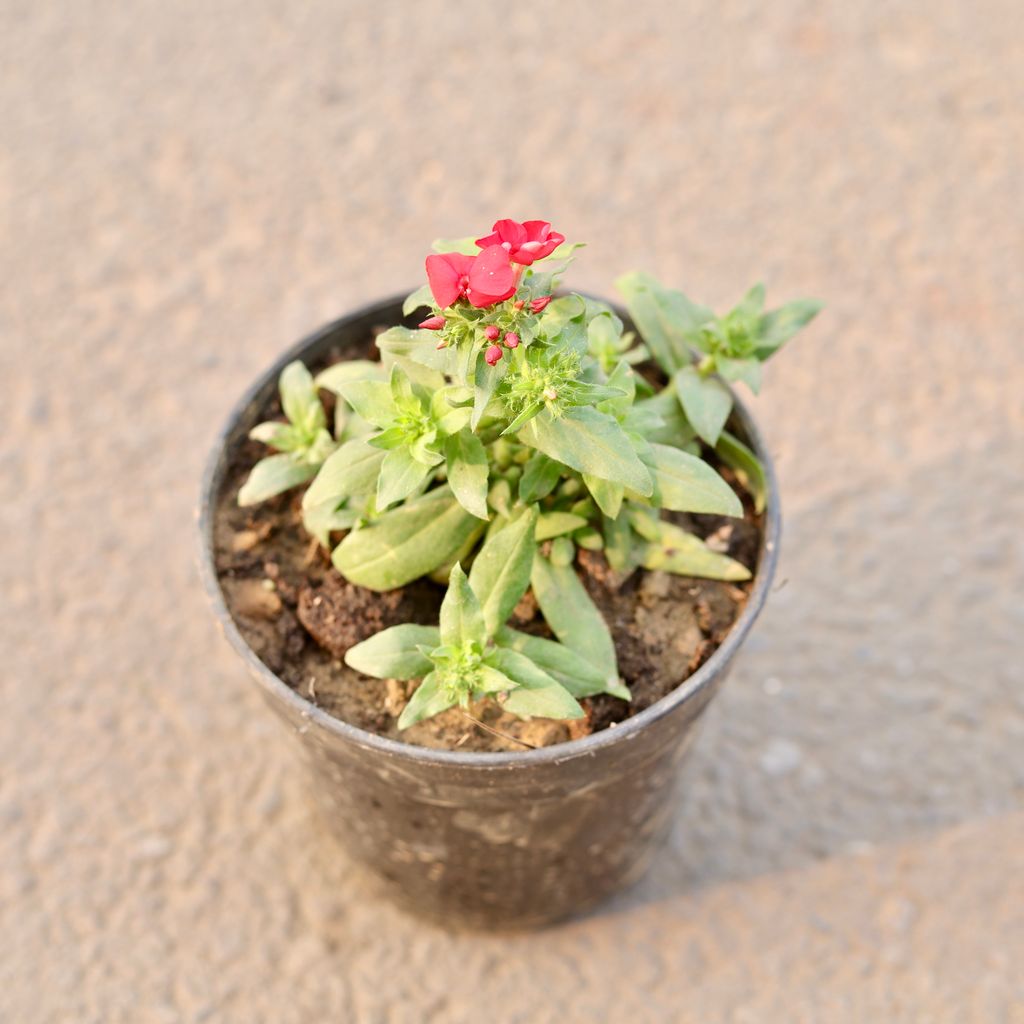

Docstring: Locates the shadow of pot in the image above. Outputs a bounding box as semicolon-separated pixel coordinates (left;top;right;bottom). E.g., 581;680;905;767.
197;296;781;930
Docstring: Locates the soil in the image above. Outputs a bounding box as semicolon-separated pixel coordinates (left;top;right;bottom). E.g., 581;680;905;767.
213;339;763;752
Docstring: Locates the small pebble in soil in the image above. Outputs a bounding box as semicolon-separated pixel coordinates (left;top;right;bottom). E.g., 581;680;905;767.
384;679;409;717
231;529;261;553
232;579;283;619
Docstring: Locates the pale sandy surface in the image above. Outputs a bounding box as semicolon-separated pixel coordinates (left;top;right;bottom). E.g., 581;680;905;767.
3;2;1023;1021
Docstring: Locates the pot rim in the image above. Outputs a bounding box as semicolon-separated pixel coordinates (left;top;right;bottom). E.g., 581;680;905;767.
196;294;781;769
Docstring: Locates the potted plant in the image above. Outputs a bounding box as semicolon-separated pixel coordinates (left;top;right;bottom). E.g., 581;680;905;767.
198;219;820;929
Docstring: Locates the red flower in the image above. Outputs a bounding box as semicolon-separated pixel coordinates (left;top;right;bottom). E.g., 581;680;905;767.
467;246;517;307
425;252;474;309
475;219;565;266
425;247;516;310
483;324;500;340
529;295;553;313
418;315;445;331
503;332;520;349
484;344;503;366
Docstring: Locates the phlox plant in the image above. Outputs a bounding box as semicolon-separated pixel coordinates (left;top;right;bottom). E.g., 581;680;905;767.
239;219;820;730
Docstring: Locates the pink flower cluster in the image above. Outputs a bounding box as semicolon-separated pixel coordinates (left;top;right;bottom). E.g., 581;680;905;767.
423;219;564;311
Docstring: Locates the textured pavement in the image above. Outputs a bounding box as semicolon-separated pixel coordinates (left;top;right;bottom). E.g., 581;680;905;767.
3;2;1024;1021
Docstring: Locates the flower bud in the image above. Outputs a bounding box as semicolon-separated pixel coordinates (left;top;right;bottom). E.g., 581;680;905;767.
513;300;525;310
483;324;500;340
503;331;520;349
529;295;553;313
485;344;503;366
418;315;445;331
543;386;558;401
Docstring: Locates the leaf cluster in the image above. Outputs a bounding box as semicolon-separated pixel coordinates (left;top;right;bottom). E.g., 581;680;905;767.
238;245;820;728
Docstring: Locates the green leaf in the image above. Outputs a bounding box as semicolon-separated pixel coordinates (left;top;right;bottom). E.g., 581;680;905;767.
486;648;584;720
402;284;434;316
431;236;478;255
389;362;415;404
313;360;384;395
634;388;697;449
398;673;457;729
545;241;587;262
597;360;637;419
444;431;489;520
552;316;591;358
602;512;639;573
500;401;544;438
537;294;586;333
471;351;504;430
468;506;538;636
475;664;519;695
634;516;751;581
616;272;713;375
437;404;472;437
716;356;762;394
519;451;563;504
439;563;485;647
615;271;680;374
642;443;742;517
531;554;618;685
279;361;323;432
536;511;588;541
303;440;386;510
238;454;318;506
496;627;626;699
756;298;823;359
521;407;653;496
333;486;479;589
549;536;575;567
658;286;715;350
487;478;512;518
736;282;766;319
376;447;433;509
344;624;441;680
334;402;371;443
248;420;297;450
306;427;338;463
302;498;360;547
715;430;767;514
583;474;624;518
587;309;621;344
335;378;396;429
409;431;444;468
375;326;449;374
674;365;733;445
367;426;405;451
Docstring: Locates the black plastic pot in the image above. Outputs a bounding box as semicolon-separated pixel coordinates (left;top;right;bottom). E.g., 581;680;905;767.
197;296;780;930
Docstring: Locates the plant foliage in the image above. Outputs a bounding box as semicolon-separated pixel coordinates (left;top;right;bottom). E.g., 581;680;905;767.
238;219;820;729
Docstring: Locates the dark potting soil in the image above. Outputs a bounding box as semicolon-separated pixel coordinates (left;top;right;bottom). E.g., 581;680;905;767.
213;339;763;752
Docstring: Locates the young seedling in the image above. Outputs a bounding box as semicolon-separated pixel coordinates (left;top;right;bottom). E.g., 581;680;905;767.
345;503;634;730
238;361;336;506
241;218;821;729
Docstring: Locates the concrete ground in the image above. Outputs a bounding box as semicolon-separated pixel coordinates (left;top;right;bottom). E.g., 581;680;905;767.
3;1;1023;1021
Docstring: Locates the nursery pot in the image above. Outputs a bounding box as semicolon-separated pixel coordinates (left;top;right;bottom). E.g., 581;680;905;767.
198;296;780;930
